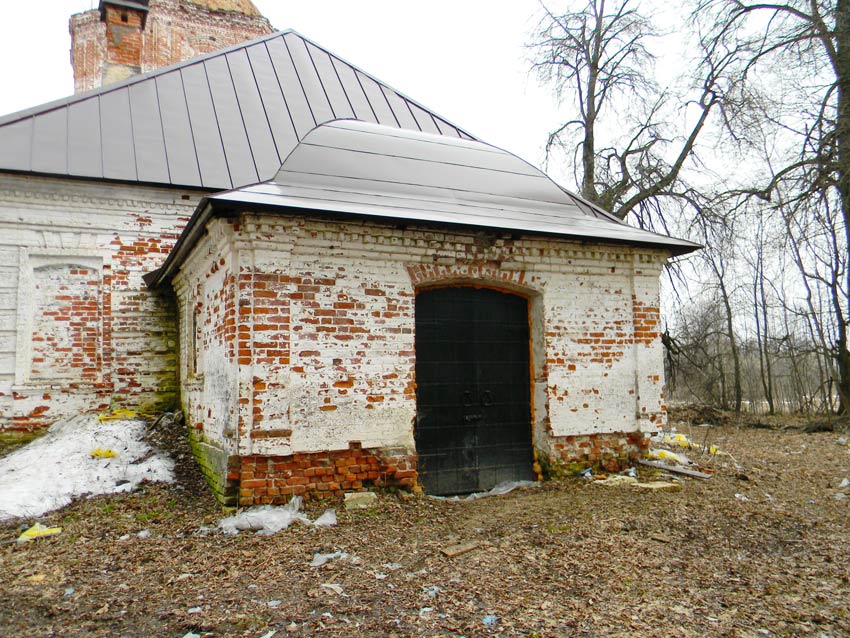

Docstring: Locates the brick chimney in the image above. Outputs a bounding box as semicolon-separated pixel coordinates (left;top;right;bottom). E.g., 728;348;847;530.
70;0;274;94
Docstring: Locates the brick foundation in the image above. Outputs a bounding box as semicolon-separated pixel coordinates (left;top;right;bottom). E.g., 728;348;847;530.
236;442;417;505
549;432;650;473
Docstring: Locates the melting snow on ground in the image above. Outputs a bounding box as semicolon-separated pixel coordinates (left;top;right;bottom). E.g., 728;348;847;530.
0;415;174;522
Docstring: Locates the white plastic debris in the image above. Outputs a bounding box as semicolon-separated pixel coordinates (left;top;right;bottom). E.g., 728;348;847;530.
647;448;692;465
838;478;849;489
137;529;151;539
0;415;174;522
219;497;339;536
310;550;348;567
430;480;538;502
313;509;338;527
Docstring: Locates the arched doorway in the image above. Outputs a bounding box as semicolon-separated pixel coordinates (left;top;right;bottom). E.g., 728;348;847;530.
414;286;534;495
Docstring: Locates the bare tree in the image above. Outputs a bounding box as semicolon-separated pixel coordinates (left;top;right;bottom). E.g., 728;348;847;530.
696;0;850;414
529;0;731;223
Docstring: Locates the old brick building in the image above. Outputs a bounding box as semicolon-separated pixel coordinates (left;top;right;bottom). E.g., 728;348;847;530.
0;2;697;503
70;0;273;93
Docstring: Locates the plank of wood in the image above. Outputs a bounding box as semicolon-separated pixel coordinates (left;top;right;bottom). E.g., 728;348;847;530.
639;460;714;479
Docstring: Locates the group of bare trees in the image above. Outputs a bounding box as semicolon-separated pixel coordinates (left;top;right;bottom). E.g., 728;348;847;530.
529;0;849;415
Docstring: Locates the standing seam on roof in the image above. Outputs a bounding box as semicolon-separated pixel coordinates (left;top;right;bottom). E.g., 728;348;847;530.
302;41;339;120
362;72;399;128
199;63;234;189
282;36;318;132
244;46;282;167
124;88;140;182
324;53;358;121
177;69;207;188
151;78;173;184
223;53;261;184
261;40;299;149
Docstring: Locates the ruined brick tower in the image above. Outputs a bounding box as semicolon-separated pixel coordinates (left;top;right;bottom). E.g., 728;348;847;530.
69;0;274;93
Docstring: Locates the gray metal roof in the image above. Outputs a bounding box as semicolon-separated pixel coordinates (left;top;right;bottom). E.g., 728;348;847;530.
0;30;471;189
146;120;699;287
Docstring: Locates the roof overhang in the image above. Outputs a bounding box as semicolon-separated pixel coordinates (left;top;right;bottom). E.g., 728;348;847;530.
145;120;701;289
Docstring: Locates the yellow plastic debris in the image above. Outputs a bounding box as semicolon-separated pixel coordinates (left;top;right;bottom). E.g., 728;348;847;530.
89;448;118;458
97;408;139;422
17;523;62;543
660;432;725;455
647;448;691;465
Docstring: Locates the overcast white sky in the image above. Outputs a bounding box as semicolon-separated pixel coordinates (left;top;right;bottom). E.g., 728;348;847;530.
0;1;568;181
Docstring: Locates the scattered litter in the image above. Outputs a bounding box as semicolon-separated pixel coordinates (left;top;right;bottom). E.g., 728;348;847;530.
647;448;692;465
639;460;713;479
137;529;150;539
89;448;118;458
63;588;75;597
735;493;750;502
837;437;848;445
344;491;378;510
187;606;203;614
419;606;434;618
118;534;130;541
431;480;539;501
621;467;637;477
313;509;337;527
578;468;593;479
98;408;150;422
382;562;402;571
310;550;348;567
259;631;277;638
219;497;336;535
631;481;682;493
594;475;638;487
660;431;725;455
267;600;281;608
838;478;849;489
16;522;62;543
0;415;174;522
835;493;847;501
422;585;442;598
182;633;201;638
374;572;387;579
440;541;480;557
320;583;347;597
483;614;499;625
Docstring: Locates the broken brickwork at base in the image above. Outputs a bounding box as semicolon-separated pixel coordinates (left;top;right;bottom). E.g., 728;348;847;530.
236;443;417;506
549;432;650;473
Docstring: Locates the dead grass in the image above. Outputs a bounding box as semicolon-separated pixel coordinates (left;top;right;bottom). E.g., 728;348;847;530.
1;414;849;637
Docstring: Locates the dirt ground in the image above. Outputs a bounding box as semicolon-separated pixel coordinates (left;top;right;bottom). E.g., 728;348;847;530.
1;410;849;638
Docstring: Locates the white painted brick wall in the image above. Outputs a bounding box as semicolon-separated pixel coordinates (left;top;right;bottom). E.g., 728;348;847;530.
176;212;669;460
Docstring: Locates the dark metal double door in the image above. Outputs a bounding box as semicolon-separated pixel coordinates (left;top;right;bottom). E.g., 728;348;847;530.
414;286;534;495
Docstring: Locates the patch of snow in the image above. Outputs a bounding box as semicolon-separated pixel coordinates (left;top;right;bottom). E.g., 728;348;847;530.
0;415;174;522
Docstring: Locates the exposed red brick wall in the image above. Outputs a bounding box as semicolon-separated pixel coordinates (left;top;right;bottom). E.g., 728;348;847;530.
30;265;102;382
550;432;650;473
238;443;417;505
103;6;145;70
70;0;274;93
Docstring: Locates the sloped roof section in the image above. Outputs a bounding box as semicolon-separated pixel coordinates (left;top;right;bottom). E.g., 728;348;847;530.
147;121;699;287
0;31;471;190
